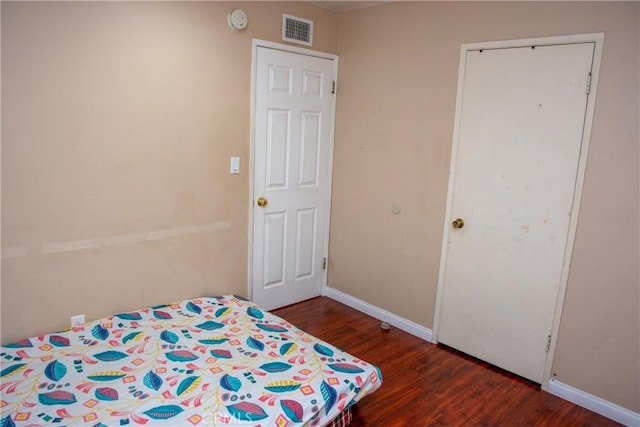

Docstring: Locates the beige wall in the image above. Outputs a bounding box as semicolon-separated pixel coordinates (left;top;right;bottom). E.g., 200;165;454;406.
1;1;337;343
330;1;639;413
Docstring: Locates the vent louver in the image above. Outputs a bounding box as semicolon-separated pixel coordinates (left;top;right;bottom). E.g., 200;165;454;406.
282;14;313;46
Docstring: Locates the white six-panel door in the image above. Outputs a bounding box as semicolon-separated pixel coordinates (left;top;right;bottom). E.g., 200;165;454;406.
251;45;336;310
436;41;596;383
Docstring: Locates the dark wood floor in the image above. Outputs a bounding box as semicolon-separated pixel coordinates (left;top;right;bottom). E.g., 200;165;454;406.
273;297;621;427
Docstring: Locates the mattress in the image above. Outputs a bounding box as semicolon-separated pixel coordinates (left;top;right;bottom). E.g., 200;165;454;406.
0;295;382;426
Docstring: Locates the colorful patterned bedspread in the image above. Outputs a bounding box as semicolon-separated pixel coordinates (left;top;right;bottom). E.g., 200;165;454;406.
0;295;382;426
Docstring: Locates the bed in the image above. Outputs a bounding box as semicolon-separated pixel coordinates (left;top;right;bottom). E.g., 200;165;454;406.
0;295;381;426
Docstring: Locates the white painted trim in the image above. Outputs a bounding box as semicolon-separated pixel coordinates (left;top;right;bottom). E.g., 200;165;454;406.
248;40;338;301
247;42;258;301
542;32;604;390
252;39;337;61
325;287;640;426
431;33;468;345
433;33;605;389
323;287;433;342
546;379;640;426
462;32;605;51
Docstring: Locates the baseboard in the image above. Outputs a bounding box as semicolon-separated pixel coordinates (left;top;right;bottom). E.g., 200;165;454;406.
324;287;639;425
546;379;640;426
322;286;433;342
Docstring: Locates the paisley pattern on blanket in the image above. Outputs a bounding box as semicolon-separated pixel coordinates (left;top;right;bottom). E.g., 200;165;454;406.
0;295;382;426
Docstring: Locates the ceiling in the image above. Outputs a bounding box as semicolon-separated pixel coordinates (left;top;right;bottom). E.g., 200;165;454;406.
307;1;390;12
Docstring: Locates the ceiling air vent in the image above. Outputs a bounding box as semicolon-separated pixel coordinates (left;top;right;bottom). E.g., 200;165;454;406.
282;14;313;46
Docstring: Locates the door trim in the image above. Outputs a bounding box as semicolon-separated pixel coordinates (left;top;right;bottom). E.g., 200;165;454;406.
432;33;604;388
247;40;338;303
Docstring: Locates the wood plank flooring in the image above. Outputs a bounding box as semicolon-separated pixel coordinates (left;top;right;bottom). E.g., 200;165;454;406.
273;297;621;427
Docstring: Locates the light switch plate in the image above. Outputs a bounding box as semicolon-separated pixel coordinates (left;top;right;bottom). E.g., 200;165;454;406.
230;157;240;174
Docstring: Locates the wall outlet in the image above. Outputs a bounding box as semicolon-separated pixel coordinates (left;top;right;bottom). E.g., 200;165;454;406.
70;314;86;328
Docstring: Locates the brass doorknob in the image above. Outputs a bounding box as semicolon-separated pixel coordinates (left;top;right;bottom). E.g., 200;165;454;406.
256;197;268;207
452;218;464;229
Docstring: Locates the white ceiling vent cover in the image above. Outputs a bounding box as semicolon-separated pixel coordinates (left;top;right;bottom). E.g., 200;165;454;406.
282;14;313;46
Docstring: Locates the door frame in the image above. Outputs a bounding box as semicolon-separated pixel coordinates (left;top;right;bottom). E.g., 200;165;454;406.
247;39;339;304
432;33;604;389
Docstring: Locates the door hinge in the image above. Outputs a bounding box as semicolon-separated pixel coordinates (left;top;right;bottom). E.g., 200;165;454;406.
331;81;336;95
585;72;592;95
322;257;327;270
545;335;552;353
